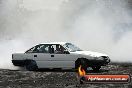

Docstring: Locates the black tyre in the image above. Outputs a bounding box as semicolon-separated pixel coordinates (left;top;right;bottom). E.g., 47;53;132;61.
75;58;88;72
92;66;101;71
80;59;88;72
26;60;38;71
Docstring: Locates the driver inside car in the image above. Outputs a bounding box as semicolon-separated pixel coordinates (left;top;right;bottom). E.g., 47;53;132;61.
55;45;63;54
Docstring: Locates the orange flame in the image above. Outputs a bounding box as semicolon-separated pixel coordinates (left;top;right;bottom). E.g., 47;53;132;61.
78;65;86;76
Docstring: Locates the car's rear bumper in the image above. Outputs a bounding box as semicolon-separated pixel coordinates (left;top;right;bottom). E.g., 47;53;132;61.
12;60;25;66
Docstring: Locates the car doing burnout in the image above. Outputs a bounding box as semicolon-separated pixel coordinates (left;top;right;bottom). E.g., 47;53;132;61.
12;42;110;71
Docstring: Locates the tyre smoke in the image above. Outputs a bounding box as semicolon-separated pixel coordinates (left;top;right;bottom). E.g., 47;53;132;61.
0;0;132;69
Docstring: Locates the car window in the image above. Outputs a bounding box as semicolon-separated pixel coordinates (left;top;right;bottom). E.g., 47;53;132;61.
25;44;69;54
25;46;38;53
26;44;50;53
53;44;66;54
37;45;49;53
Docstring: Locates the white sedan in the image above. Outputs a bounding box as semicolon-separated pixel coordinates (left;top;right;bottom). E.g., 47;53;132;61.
12;42;110;71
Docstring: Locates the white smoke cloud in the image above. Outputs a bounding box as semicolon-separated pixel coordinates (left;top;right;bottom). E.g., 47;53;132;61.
69;0;132;62
0;0;132;69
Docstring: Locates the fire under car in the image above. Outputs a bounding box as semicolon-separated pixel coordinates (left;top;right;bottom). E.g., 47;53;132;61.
12;42;110;71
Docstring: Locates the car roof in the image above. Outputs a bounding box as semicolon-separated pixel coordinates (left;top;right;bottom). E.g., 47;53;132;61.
40;42;67;45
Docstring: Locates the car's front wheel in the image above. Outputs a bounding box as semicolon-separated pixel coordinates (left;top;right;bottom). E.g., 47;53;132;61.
80;59;88;72
75;58;88;72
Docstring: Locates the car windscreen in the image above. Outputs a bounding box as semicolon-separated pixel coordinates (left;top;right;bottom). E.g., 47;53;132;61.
63;43;82;52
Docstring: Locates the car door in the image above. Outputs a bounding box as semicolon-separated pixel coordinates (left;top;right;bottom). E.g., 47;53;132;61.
32;44;54;68
49;44;77;69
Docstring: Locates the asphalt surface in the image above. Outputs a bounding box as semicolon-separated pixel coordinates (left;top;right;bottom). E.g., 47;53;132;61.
0;62;132;88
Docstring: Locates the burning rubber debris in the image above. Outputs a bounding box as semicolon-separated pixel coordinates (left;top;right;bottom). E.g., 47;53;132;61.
78;65;86;76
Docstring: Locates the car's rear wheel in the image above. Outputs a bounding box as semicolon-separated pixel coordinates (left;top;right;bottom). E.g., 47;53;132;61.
92;66;101;71
25;60;38;71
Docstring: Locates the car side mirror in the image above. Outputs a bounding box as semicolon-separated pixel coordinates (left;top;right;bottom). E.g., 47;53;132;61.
64;50;70;54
